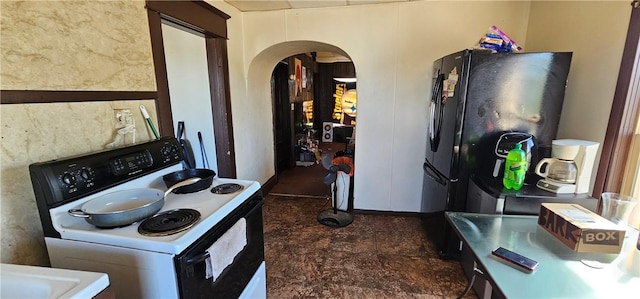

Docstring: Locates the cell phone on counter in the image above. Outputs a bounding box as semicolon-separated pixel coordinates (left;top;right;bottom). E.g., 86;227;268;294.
491;247;539;272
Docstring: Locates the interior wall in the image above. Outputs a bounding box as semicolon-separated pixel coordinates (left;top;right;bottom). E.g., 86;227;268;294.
525;1;630;193
1;1;155;91
236;39;350;185
237;1;533;212
206;0;265;182
0;0;631;266
228;0;629;211
0;99;159;266
0;0;156;265
163;22;219;172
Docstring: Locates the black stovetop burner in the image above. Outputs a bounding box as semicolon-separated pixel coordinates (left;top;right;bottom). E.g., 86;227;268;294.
138;209;201;237
211;183;243;194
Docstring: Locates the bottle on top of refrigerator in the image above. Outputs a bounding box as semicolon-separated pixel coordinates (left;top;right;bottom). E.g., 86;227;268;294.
503;143;527;190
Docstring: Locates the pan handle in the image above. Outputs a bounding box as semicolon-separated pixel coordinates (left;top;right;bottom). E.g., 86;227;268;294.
164;177;202;197
68;209;90;218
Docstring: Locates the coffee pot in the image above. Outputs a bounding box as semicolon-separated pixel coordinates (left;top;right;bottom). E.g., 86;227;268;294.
535;158;577;183
535;139;599;194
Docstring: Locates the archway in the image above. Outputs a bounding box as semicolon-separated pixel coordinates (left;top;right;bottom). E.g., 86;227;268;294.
246;41;356;197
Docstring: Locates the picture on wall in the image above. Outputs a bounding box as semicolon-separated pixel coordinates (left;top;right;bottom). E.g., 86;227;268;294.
341;89;357;125
303;100;313;124
295;58;302;96
302;66;307;88
332;81;357;125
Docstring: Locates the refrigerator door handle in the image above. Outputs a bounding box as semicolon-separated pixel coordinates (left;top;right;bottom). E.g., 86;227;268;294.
423;161;447;186
429;74;445;152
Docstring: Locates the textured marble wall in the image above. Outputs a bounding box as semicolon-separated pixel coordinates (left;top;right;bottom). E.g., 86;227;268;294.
0;0;157;266
1;0;155;90
0;101;160;265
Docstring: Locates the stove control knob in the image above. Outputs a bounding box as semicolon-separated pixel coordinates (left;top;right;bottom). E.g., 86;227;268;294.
62;173;76;186
161;146;171;157
80;168;94;181
171;144;180;155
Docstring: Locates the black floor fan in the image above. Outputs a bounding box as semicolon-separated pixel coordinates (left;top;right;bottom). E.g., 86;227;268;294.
318;154;353;227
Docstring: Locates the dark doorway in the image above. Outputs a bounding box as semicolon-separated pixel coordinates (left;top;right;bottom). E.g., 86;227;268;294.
272;61;294;174
270;55;357;198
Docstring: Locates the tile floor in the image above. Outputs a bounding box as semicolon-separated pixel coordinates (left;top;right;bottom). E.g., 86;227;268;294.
263;194;477;298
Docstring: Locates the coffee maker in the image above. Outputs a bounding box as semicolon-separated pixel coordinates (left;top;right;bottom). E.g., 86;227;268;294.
535;139;599;194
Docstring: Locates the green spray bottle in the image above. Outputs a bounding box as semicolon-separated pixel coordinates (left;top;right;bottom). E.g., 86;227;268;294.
503;143;526;190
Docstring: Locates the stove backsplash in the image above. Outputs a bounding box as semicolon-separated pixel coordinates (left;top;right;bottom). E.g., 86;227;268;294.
0;99;158;266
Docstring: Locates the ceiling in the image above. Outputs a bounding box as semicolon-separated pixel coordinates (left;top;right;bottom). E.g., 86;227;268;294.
224;0;413;12
315;52;352;63
223;1;414;63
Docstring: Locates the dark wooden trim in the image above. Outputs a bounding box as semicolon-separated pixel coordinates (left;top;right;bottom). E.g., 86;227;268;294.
206;37;237;178
0;90;158;104
261;175;278;195
147;9;174;137
593;2;640;202
146;0;229;38
93;285;115;299
332;62;356;78
146;0;236;176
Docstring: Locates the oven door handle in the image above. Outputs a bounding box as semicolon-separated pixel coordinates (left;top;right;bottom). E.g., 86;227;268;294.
185;198;264;266
186;252;210;265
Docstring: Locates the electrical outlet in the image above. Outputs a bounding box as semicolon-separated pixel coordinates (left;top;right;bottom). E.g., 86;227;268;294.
114;109;132;128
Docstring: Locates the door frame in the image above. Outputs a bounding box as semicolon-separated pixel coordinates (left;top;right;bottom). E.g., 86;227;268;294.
146;0;237;178
593;1;640;199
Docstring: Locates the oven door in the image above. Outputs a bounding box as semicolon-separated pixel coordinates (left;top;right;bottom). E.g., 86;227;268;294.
174;191;264;298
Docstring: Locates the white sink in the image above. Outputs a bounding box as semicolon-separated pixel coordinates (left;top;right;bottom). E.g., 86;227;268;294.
0;263;109;299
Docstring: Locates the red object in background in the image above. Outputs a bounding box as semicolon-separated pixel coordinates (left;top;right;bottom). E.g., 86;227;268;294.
332;156;354;176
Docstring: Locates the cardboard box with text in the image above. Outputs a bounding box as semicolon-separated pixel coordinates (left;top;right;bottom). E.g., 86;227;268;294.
538;203;626;254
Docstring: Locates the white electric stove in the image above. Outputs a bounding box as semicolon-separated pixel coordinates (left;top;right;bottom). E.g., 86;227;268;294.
29;137;266;299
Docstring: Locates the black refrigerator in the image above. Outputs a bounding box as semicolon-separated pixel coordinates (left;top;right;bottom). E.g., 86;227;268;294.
421;49;572;258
